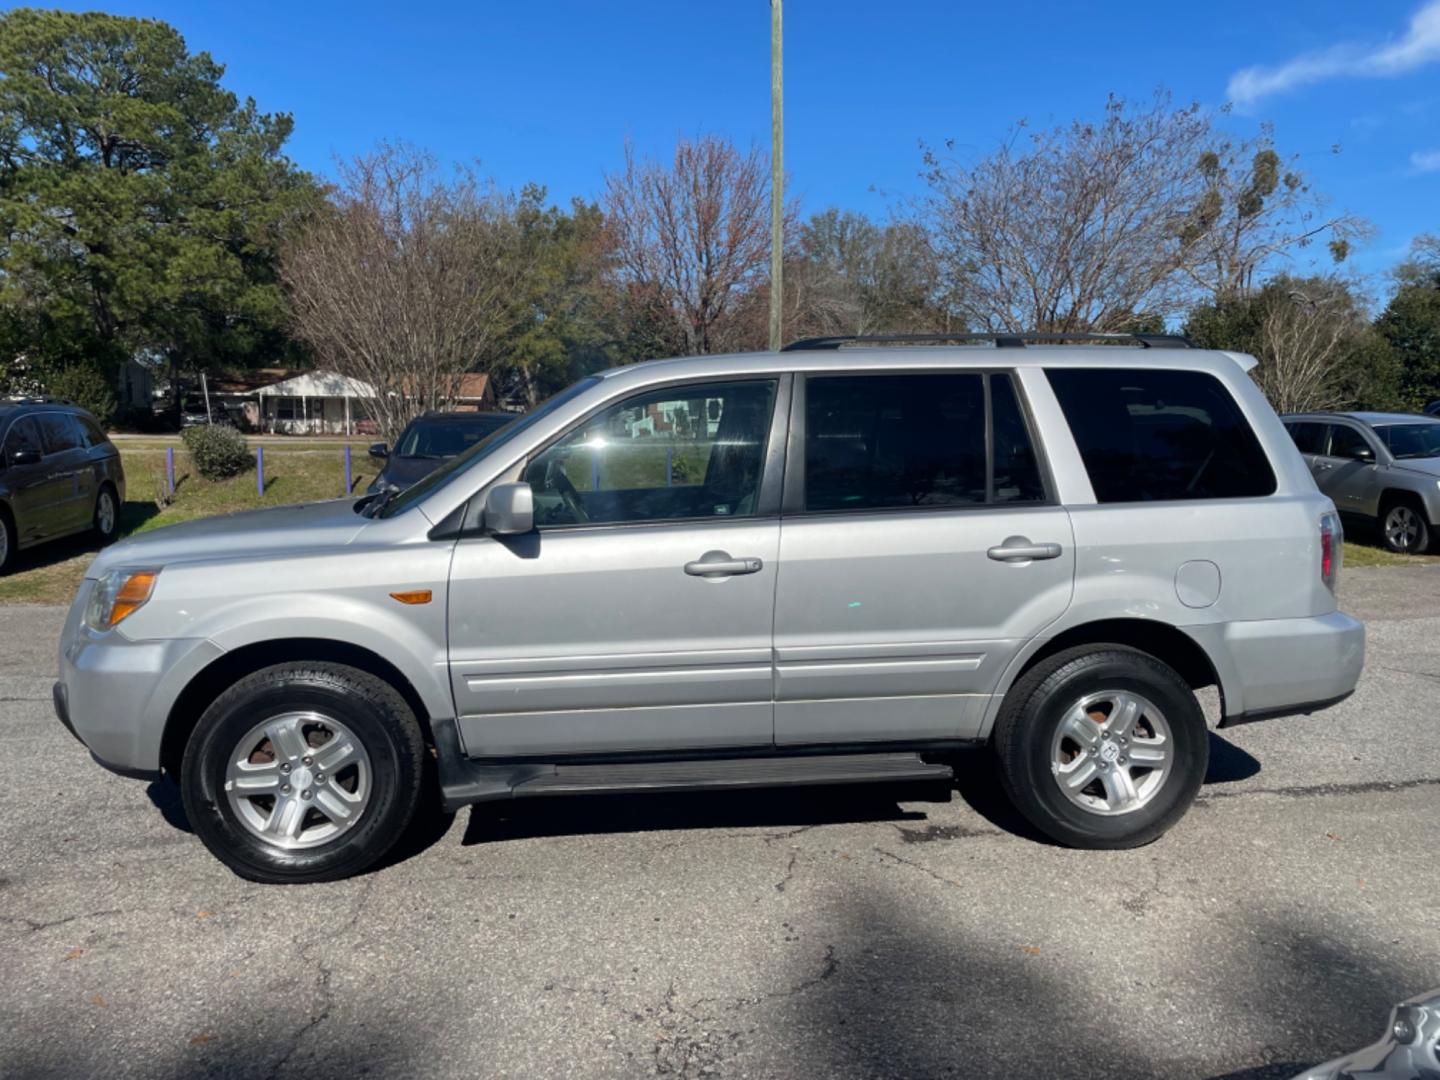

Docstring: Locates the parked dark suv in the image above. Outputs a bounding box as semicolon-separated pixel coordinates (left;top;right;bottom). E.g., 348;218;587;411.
367;410;517;494
0;398;125;573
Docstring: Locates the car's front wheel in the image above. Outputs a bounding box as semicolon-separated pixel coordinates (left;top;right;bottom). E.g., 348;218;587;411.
180;662;425;884
1380;497;1432;555
0;506;15;575
993;645;1209;849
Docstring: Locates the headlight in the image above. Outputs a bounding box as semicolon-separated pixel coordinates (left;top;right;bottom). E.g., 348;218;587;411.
84;568;161;631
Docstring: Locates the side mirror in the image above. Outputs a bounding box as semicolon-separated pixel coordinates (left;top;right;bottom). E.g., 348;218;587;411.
369;442;388;459
483;481;534;536
10;448;41;467
1353;446;1375;462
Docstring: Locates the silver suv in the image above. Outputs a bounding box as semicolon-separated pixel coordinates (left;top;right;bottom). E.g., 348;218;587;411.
54;336;1366;883
1282;411;1440;554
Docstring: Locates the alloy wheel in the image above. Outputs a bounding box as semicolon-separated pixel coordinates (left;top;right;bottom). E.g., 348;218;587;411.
1049;690;1173;816
96;490;116;535
224;711;372;850
1384;505;1420;551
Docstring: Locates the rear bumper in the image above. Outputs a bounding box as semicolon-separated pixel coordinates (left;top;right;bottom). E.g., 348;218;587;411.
1187;610;1365;725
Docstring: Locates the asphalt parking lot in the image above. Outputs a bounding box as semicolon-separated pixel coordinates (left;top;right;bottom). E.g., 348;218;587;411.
2;565;1438;1080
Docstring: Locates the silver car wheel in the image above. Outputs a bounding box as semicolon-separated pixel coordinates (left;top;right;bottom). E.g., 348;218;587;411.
1384;505;1420;551
224;711;372;850
1050;690;1173;817
96;490;116;535
0;517;8;565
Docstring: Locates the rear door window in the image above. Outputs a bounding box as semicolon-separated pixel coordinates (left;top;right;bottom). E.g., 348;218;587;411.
801;372;1046;512
75;415;109;449
35;412;82;455
1045;368;1276;502
1284;422;1327;455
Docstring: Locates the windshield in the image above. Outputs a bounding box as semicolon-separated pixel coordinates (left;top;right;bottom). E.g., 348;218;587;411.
395;415;513;458
1379;423;1440;460
374;377;600;518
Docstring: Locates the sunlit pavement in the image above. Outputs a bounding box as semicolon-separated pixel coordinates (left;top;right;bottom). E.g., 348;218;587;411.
2;565;1437;1079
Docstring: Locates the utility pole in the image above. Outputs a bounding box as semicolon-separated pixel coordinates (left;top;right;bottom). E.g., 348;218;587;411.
769;0;784;352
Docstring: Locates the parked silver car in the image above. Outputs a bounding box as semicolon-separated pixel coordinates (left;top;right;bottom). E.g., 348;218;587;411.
1282;411;1440;554
54;336;1365;883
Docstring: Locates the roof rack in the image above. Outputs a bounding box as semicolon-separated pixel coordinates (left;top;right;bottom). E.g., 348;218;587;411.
780;333;1193;351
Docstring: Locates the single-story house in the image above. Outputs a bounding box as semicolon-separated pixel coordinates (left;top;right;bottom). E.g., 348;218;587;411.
250;371;379;435
451;372;498;411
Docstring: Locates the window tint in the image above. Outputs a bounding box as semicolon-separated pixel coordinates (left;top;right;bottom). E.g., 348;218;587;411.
1285;422;1327;455
397;417;511;458
990;373;1045;503
76;415;108;449
1379;423;1440;460
804;374;987;511
1326;425;1372;461
1045;368;1276;502
524;380;777;527
35;413;81;455
4;417;42;463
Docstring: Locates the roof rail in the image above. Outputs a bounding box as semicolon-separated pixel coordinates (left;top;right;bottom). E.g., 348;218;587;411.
780;333;1193;351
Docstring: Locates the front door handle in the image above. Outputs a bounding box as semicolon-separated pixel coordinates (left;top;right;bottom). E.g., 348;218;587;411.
684;550;763;577
987;536;1063;562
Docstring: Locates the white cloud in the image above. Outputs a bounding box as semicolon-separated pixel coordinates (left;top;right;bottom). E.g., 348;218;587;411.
1227;1;1440;107
1411;148;1440;172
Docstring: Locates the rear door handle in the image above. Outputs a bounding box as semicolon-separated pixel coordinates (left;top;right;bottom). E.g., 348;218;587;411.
684;550;763;577
987;536;1063;562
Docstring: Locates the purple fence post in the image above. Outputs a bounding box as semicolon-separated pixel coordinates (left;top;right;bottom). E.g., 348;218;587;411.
343;445;352;495
165;447;175;494
256;447;265;496
590;452;600;490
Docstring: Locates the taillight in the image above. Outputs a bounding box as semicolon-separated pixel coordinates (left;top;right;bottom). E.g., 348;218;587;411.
1319;512;1341;592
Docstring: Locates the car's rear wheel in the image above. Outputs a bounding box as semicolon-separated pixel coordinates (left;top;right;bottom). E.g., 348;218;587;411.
0;506;14;574
1380;497;1431;555
93;484;119;545
993;645;1208;849
180;662;425;884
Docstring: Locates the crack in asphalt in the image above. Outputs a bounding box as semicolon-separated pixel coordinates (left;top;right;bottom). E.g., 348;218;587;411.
1121;861;1166;917
1197;776;1440;802
873;846;966;889
0;908;122;933
774;851;798;893
1380;665;1440;683
264;878;375;1079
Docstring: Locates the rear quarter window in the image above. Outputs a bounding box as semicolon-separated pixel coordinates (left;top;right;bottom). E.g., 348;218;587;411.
1045;368;1276;502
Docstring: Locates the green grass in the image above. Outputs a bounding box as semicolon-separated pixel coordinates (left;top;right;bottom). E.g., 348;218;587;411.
1341;540;1440;567
0;438;377;605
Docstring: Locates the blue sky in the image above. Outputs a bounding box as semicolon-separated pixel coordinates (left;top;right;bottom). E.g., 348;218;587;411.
17;0;1440;280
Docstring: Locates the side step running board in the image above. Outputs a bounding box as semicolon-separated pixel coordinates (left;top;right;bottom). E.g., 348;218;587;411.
431;723;954;812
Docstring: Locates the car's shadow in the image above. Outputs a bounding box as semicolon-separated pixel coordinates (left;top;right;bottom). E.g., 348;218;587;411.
461;781;938;846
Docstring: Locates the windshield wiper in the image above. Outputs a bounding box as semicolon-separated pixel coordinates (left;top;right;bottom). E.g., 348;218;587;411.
361;487;401;518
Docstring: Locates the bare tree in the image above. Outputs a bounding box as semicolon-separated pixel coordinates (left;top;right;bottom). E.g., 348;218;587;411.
601;135;778;355
921;93;1214;333
281;143;529;443
787;209;944;338
1252;278;1371;413
1177;126;1370;303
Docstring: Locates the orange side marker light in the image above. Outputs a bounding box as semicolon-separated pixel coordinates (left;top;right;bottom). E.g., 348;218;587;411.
389;589;433;605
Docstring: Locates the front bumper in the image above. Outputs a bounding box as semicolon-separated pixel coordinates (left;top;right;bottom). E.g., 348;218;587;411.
1187;610;1366;726
56;581;224;779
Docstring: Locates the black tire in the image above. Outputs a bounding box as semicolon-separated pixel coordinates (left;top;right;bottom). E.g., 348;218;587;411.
0;505;15;575
1379;495;1432;555
180;662;425;884
93;483;119;545
993;645;1208;849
